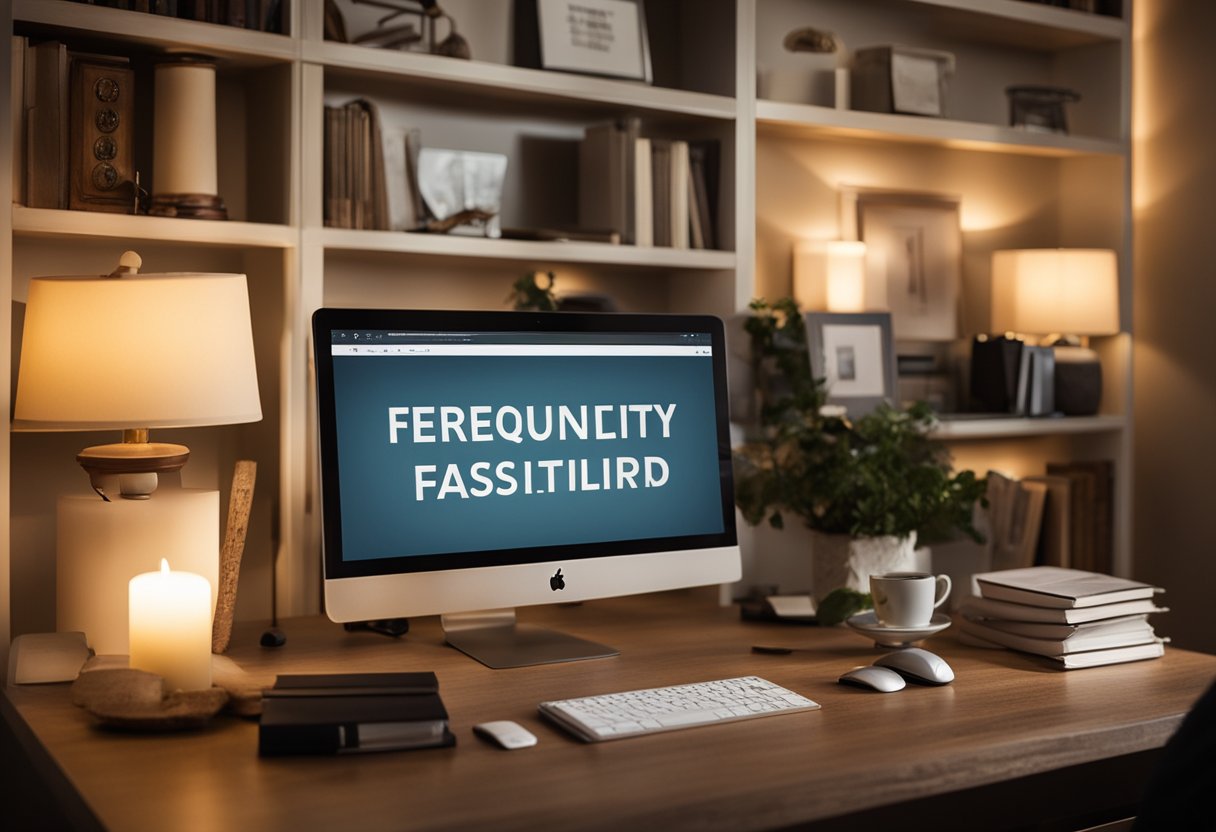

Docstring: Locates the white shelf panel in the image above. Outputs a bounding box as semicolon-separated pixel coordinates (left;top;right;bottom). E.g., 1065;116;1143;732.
904;0;1127;50
13;207;296;249
14;0;297;66
306;41;737;121
934;414;1126;440
310;228;736;270
756;101;1125;158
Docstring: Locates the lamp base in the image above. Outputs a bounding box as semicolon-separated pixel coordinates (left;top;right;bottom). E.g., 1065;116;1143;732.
1053;345;1103;416
77;441;190;500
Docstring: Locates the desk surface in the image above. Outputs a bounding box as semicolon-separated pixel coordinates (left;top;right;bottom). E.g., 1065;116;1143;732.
5;589;1215;832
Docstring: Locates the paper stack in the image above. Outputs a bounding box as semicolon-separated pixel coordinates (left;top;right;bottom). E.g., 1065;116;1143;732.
959;566;1168;669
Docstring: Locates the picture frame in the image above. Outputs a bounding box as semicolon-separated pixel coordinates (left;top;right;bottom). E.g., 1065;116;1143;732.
805;312;897;416
533;0;652;83
842;189;962;341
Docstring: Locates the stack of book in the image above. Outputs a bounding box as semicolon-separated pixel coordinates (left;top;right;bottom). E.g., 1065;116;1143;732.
259;671;455;756
959;566;1168;669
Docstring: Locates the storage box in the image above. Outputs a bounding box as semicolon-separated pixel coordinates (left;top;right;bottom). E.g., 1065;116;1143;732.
851;45;955;117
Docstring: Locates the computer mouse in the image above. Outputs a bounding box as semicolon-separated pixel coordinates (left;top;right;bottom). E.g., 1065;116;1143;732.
473;720;538;750
838;665;906;693
873;648;955;685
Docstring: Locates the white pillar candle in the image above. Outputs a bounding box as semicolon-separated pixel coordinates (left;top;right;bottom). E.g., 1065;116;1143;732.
129;559;213;691
153;59;219;196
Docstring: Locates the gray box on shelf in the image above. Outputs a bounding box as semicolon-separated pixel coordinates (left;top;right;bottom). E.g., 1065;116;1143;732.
851;46;955;117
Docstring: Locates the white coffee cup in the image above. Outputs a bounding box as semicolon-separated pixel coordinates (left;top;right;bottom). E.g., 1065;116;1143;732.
869;572;952;628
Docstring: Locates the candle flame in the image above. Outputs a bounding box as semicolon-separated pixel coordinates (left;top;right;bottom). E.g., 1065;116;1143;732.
160;558;170;574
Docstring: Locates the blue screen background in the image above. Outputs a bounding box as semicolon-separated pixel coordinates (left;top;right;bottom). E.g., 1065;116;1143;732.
331;353;725;560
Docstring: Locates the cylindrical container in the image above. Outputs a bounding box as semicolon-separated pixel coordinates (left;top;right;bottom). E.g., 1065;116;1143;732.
151;56;225;217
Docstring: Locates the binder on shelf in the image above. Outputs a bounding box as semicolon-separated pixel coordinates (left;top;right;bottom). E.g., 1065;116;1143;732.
25;40;69;210
259;672;455;756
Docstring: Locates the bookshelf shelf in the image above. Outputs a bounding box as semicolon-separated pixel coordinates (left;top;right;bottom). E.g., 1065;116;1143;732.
756;101;1125;158
933;414;1127;441
308;42;738;122
13;0;297;67
13;207;296;249
901;0;1126;50
311;228;736;270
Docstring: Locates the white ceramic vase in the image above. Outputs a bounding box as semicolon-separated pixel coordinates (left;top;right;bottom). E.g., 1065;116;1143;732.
810;531;919;601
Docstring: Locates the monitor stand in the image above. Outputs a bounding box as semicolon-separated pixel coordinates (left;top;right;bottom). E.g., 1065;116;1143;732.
441;609;619;669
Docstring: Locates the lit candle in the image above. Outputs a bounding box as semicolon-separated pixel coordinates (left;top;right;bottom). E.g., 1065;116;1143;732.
129;559;212;691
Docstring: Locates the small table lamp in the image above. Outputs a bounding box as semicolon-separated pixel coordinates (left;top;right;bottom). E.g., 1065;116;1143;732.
13;251;262;653
991;248;1120;415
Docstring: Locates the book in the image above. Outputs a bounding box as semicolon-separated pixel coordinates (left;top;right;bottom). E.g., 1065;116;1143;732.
25;40;69;210
975;566;1160;609
259;672;453;756
1024;474;1072;567
1048;460;1114;575
264;671;440;697
578;122;628;242
959;594;1168;625
651;138;671;246
1051;640;1166;669
988;476;1047;571
632;136;653;247
969;613;1152;642
958;615;1158;657
10;36;26;207
688;140;716;250
669;139;690;249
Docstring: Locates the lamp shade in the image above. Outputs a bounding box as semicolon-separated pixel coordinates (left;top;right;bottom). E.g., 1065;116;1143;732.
14;272;262;430
990;248;1119;336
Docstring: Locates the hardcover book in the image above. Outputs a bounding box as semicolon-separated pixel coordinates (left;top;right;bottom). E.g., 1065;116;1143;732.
975;566;1159;609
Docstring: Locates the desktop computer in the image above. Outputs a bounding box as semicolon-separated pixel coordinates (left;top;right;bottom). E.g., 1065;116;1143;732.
312;308;742;668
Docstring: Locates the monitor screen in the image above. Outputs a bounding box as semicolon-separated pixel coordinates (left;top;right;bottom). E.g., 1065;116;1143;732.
313;308;740;663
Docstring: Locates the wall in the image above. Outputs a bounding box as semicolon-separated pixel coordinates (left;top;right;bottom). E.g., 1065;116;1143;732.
1132;1;1216;654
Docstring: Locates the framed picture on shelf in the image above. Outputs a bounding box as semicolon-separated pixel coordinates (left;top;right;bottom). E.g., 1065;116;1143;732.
805;312;897;416
531;0;652;82
842;189;962;341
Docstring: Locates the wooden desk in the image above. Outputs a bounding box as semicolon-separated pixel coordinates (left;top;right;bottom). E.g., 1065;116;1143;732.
4;589;1215;831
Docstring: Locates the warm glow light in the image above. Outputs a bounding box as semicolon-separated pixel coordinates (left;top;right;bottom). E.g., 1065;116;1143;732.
991;249;1120;336
129;558;213;691
794;240;881;312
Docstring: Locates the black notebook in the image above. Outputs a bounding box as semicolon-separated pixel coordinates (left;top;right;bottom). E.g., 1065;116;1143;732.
259;672;454;756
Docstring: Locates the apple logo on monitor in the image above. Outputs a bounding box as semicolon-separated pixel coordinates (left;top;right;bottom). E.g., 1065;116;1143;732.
550;569;566;592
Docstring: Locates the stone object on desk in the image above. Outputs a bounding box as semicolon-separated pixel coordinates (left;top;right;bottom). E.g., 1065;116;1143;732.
72;666;228;731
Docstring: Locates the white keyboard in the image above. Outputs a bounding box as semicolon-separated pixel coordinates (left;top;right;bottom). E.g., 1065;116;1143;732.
538;676;820;742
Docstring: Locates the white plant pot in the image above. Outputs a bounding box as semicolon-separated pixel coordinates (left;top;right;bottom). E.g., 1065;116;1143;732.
810;531;919;601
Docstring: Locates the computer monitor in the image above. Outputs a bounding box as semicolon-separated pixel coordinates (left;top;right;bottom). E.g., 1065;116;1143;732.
312;308;741;668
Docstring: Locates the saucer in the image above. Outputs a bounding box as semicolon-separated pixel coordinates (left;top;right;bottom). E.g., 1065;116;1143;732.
845;611;951;648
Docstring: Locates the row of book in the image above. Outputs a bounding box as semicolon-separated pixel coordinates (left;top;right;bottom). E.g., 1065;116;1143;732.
959;566;1167;669
578;118;719;250
324;99;401;232
259;671;454;756
63;0;287;33
986;460;1114;574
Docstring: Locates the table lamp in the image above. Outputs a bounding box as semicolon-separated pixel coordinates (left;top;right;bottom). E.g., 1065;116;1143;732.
13;251;262;653
793;240;885;313
990;248;1119;415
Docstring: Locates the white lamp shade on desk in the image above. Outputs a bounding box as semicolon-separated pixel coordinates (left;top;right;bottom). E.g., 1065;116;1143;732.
14;272;262;430
990;248;1120;336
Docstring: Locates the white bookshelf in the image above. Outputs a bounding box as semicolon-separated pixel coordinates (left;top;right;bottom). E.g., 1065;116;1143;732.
0;0;1136;646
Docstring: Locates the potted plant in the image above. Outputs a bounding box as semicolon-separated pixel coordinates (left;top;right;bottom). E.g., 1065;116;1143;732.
733;299;985;621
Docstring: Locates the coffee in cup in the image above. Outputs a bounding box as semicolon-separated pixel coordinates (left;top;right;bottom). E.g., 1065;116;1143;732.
869;572;952;628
